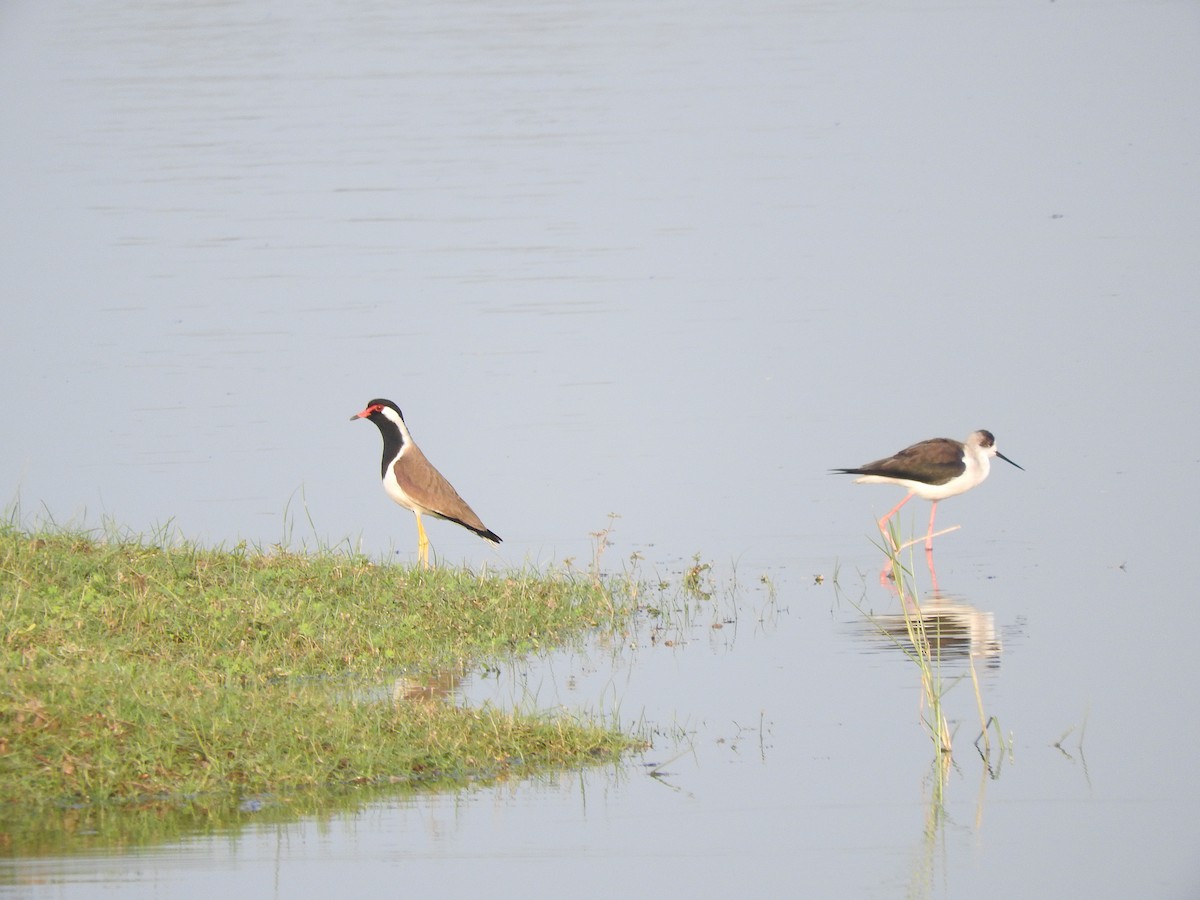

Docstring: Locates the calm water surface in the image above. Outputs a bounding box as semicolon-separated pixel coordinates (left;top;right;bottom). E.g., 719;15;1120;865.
3;0;1199;896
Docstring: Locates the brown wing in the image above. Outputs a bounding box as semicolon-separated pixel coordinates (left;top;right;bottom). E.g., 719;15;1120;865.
392;444;493;534
853;437;964;486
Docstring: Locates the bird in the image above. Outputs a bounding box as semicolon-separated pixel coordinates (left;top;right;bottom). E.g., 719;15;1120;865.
833;430;1023;551
351;398;501;568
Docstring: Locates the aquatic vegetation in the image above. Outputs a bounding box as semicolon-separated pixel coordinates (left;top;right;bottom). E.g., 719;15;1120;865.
843;524;1010;766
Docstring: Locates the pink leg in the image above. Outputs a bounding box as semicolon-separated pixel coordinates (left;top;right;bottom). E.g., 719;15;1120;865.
878;493;914;548
926;550;940;595
925;501;939;551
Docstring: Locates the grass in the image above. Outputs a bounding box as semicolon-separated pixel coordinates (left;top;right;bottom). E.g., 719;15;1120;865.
0;523;642;837
842;524;1003;766
881;532;955;760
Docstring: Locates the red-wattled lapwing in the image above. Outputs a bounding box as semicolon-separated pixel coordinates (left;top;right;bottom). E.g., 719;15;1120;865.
351;398;500;568
833;430;1023;551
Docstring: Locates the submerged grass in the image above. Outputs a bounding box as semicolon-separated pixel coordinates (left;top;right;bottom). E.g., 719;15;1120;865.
842;527;995;764
0;524;640;822
878;530;954;759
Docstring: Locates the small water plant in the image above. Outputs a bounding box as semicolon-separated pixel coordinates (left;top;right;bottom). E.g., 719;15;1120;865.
845;523;1000;765
879;532;955;759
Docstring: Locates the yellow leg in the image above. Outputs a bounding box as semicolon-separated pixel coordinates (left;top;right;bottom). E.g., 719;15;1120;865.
415;512;430;569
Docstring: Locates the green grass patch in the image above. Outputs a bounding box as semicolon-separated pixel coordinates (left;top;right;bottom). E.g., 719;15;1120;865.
0;525;640;829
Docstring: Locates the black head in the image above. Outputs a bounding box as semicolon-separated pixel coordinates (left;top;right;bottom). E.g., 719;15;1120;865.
973;429;1024;470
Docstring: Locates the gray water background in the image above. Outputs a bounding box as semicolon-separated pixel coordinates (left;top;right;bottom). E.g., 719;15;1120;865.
2;0;1199;896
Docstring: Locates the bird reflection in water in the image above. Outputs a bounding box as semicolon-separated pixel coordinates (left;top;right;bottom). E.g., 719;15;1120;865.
853;553;1006;668
859;592;1003;669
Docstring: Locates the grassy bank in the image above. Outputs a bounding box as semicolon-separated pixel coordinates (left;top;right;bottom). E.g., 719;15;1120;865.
0;525;639;820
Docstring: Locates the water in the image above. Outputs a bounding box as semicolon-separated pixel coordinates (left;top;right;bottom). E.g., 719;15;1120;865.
3;0;1200;895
